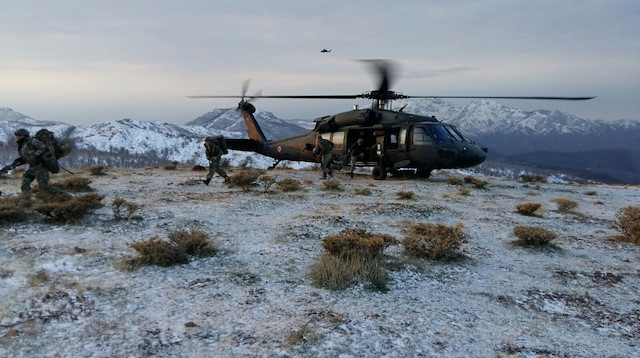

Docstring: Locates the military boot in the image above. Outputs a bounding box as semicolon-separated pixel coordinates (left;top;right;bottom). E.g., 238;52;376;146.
203;178;211;186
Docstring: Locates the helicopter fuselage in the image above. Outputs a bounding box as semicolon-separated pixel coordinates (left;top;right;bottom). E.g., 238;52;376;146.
226;104;487;179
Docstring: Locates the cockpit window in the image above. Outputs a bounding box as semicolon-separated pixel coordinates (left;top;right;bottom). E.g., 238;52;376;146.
444;125;464;141
431;125;451;143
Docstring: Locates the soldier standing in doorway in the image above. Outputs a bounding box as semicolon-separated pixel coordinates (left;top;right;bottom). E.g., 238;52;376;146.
203;136;228;185
346;138;366;178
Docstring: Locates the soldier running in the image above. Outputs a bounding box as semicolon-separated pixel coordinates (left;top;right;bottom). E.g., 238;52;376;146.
5;128;62;193
313;136;335;179
203;136;228;185
346;138;366;178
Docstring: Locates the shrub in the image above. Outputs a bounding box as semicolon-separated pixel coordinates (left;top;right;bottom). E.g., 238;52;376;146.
87;165;106;176
396;191;415;200
512;225;558;246
257;175;277;193
401;222;468;260
53;177;93;192
521;174;547;183
192;165;207;172
516;202;542;216
0;193;32;224
458;187;470;196
278;178;302;192
27;269;50;287
585;191;597;196
112;197;140;220
33;193;104;223
354;188;372;196
310;228;396;291
551;197;578;213
322;179;342;191
446;176;464;186
168;229;218;257
614;206;640;244
464;176;488;189
129;237;189;267
226;169;264;191
163;162;177;170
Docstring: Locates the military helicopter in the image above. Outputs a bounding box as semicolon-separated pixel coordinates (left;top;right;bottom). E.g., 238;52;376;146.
320;48;332;53
189;60;593;180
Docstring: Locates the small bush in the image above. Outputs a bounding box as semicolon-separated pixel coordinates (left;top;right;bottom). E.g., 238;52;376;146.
310;228;396;291
516;202;542;216
521;174;547;183
257;175;277;193
585;191;597;196
512;225;558;246
278;178;302;192
226;169;264;191
401;222;468;260
191;165;207;172
33;193;104;223
112;197;140;220
168;229;218;257
163;162;177;170
129;237;189;267
322;179;342;191
87;165;106;176
551;197;578;213
354;188;372;196
458;187;470;196
396;191;415;200
464;176;488;189
53;177;93;192
0;193;33;224
614;206;640;244
27;269;50;287
446;176;464;186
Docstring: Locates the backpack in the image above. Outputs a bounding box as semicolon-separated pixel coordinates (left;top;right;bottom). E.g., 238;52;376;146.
34;129;74;173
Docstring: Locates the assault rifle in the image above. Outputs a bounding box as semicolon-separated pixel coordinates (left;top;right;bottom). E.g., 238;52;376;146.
0;158;24;174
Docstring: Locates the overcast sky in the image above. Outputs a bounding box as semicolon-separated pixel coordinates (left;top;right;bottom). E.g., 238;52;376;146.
1;0;639;125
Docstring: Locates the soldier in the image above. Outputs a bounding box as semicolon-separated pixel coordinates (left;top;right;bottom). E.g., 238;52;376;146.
203;136;228;185
346;138;366;178
7;128;62;193
313;136;335;179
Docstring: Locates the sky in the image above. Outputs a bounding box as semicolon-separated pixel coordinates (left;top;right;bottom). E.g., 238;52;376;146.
1;0;639;125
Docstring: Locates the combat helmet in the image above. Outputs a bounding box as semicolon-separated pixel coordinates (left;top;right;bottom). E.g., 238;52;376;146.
14;128;29;137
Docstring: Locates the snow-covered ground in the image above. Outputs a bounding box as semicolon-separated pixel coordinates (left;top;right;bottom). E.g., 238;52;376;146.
1;167;639;357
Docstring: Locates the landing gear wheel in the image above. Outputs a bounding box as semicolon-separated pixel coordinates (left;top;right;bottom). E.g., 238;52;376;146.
372;165;387;180
416;168;432;179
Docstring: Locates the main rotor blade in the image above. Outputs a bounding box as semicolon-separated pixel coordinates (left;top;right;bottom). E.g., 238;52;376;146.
405;95;596;101
188;94;362;99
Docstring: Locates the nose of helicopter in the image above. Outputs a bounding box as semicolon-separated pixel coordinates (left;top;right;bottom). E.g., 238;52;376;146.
456;144;488;167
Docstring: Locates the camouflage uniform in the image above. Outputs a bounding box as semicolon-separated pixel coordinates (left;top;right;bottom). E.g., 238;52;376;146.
203;137;228;185
314;137;335;179
347;138;366;178
14;129;61;193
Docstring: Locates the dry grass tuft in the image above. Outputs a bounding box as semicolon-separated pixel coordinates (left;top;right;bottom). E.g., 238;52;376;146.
354;188;372;196
226;169;265;191
521;174;547;183
464;176;488;189
191;165;207;172
550;197;578;213
257;175;277;193
512;225;558;246
613;205;640;244
53;176;93;192
126;230;218;268
168;229;219;257
277;178;302;192
396;190;415;200
112;197;140;220
27;269;50;287
163;162;178;170
322;179;342;191
401;222;468;260
516;202;542;216
446;176;464;186
0;193;33;224
32;193;104;223
310;228;396;291
87;165;106;176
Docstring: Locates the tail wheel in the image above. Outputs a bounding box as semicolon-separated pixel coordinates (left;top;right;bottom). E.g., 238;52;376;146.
372;165;387;180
